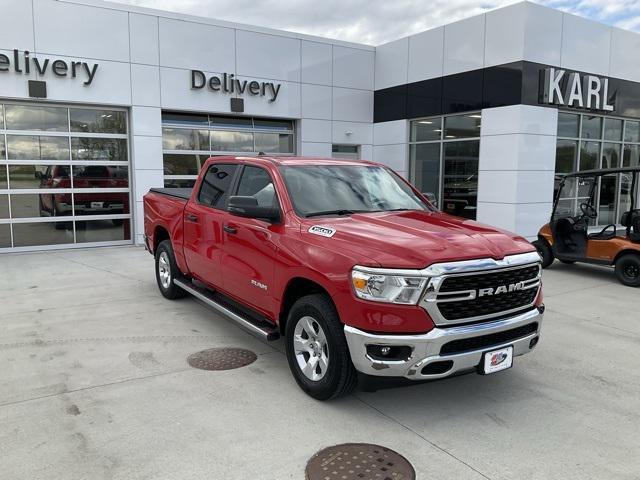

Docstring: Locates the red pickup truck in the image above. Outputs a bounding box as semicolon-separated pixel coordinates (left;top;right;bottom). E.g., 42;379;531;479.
144;156;544;399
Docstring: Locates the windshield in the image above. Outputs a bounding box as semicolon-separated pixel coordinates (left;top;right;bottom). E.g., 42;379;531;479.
281;165;430;217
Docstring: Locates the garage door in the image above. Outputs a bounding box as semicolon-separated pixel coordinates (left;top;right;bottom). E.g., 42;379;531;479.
0;102;132;252
161;112;295;188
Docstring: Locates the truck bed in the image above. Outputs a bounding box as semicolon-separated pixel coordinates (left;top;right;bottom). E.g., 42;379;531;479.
149;188;192;200
144;188;192;255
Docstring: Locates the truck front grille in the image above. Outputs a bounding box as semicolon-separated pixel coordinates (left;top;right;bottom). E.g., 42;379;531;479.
439;265;540;293
438;289;538;321
440;322;539;355
422;262;542;325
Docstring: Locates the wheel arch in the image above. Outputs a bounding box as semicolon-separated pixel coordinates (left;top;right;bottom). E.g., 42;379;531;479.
537;233;552;247
153;225;170;254
278;277;333;336
613;248;640;265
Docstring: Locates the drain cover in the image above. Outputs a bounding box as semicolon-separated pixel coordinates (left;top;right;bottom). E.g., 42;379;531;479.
305;443;415;480
187;348;257;371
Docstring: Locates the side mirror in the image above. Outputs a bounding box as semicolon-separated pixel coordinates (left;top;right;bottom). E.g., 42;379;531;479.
422;192;438;208
228;196;280;222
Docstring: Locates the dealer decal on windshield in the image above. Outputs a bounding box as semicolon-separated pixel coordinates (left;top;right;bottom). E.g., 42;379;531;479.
308;225;336;238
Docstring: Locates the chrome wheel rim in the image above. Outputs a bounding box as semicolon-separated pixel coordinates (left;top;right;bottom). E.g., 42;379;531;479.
158;251;171;289
293;316;329;381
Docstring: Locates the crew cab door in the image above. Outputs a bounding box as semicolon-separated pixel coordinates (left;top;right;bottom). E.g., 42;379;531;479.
183;163;239;288
220;165;281;317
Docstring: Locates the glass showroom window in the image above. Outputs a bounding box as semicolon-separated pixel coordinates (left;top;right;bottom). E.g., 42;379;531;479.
161;112;295;188
409;113;481;219
555;112;640;226
0;103;131;251
332;145;360;160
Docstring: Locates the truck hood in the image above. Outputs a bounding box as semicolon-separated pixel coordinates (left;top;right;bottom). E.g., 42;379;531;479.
301;210;535;269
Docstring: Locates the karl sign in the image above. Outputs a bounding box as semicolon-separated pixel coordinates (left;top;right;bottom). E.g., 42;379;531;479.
190;70;281;102
540;67;615;112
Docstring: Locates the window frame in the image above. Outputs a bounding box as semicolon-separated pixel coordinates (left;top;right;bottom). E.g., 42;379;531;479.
408;112;482;219
196;162;240;211
231;164;282;218
555;110;640;227
331;144;360;160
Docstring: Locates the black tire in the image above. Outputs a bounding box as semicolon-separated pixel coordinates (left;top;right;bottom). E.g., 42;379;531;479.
532;239;554;268
155;240;187;299
559;259;575;264
614;254;640;287
285;293;357;400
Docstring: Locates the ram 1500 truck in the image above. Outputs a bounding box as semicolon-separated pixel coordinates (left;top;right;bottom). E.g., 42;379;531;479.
144;156;544;400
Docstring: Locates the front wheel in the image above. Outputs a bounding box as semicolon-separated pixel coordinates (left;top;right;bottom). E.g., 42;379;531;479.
155;240;187;299
285;294;357;400
615;254;640;287
532;239;554;268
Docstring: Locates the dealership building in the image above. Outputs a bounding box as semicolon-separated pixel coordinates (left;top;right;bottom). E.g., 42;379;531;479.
1;0;639;252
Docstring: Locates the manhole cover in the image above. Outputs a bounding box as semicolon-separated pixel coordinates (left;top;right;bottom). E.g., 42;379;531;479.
305;443;415;480
187;348;256;371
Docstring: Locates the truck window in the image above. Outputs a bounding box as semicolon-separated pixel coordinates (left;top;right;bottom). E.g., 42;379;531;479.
281;165;428;217
236;166;277;207
197;163;238;209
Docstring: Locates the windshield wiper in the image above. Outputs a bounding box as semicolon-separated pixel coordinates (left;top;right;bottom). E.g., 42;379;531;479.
305;209;369;218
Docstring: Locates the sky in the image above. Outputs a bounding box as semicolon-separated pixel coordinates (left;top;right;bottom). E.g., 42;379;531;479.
113;0;640;45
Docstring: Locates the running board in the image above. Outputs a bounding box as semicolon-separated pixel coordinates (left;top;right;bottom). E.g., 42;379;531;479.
174;278;280;341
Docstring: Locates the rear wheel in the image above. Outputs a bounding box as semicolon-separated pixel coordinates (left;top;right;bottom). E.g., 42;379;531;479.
155;240;187;299
532;239;554;268
615;254;640;287
285;293;357;400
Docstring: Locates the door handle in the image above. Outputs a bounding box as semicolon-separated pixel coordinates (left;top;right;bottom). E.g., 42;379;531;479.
185;213;199;223
223;225;237;234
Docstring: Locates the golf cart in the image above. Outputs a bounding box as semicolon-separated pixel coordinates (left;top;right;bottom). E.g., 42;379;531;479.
533;167;640;287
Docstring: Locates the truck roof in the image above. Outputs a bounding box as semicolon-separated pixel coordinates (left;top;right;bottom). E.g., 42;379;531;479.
207;155;379;167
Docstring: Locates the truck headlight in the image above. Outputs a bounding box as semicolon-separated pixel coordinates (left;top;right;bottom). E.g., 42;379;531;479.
351;267;428;305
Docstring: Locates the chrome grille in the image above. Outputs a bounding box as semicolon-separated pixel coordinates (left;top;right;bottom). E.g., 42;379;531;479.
421;260;542;326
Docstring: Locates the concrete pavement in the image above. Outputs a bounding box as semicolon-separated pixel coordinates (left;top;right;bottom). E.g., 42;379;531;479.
0;246;638;480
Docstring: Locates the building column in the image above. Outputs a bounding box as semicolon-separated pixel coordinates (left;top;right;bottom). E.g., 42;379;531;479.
373;120;408;177
130;106;164;245
477;105;558;240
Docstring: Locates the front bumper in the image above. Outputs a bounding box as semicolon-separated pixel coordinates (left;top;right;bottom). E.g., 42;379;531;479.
344;307;543;379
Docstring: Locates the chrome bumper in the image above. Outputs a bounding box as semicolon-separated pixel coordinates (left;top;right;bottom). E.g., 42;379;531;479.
344;307;543;379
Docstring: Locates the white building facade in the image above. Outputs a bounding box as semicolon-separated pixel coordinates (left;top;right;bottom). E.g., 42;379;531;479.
0;0;639;252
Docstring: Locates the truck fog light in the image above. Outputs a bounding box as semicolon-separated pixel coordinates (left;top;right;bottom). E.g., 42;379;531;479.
529;336;539;349
366;345;412;361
